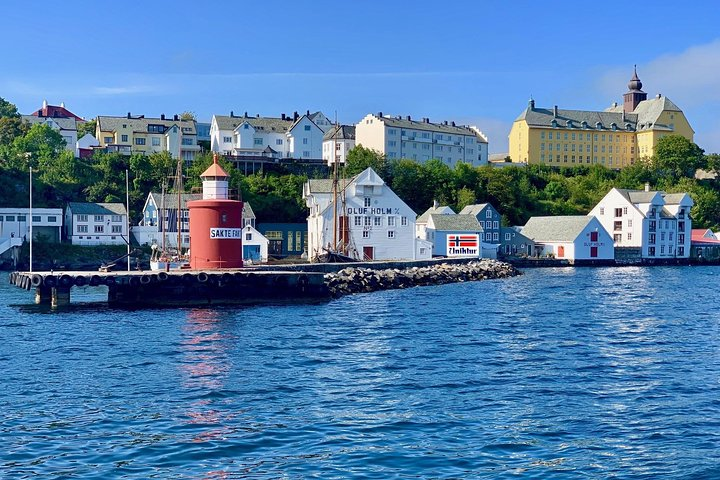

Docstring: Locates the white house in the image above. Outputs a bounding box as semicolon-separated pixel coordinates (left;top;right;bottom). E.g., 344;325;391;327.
76;133;99;158
355;112;489;166
304;167;428;261
210;110;329;159
0;208;63;257
415;203;456;240
242;224;269;263
589;186;693;258
521;216;614;261
322;125;356;165
65;203;128;246
22;100;85;152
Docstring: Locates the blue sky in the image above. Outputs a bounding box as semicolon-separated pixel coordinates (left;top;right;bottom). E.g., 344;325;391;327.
3;1;720;154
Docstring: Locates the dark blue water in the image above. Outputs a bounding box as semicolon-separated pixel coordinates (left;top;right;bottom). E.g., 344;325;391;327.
2;267;720;479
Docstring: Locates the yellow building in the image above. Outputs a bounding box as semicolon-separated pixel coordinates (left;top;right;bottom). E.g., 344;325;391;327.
509;68;694;168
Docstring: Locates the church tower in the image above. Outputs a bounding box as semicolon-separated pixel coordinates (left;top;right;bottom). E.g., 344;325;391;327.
623;65;647;113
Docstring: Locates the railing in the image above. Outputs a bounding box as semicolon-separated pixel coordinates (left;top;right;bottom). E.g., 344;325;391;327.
0;237;23;256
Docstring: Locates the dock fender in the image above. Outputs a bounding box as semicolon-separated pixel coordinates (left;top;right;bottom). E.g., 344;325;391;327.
9;272;17;285
104;276;116;286
298;274;310;292
21;276;30;290
44;275;57;288
75;275;87;287
197;272;209;283
221;273;233;285
182;273;194;284
89;275;101;286
140;274;152;285
31;274;43;287
59;275;73;287
157;271;169;282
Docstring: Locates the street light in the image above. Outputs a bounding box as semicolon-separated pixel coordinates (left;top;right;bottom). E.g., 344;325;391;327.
24;152;33;273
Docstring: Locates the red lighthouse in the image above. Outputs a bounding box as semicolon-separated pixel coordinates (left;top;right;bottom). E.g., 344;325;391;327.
188;155;244;269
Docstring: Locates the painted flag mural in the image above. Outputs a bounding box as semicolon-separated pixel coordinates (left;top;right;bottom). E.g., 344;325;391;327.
447;234;480;257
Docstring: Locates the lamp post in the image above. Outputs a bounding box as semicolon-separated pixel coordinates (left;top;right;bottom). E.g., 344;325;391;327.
25;153;33;273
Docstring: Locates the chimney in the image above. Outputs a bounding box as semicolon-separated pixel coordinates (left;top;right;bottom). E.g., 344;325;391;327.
529;98;535;109
306;110;310;116
60;101;65;108
622;111;626;122
433;199;439;209
127;112;131;119
293;111;299;121
42;99;48;109
406;115;411;121
244;111;248;118
161;114;165;120
230;110;234;117
281;113;286;120
256;113;260;118
377;111;383;117
173;114;179;121
444;121;448;125
645;182;650;192
553;105;558;118
451;121;456;127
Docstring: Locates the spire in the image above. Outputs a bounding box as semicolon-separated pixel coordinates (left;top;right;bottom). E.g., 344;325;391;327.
628;64;643;92
623;65;647;113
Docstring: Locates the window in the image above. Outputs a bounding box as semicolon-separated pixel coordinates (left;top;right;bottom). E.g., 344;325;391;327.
401;216;407;226
77;225;88;233
48;216;57;223
152;137;161;146
387;231;395;239
493;221;499;229
678;221;685;231
627;219;633;228
614;221;622;231
121;134;128;142
649;247;656;256
304;125;311;131
388;217;396;227
17;215;26;221
388;129;396;135
94;225;104;233
649;233;656;244
354;216;362;227
628;232;632;240
363;230;370;238
661;232;665;241
32;215;41;222
679;234;685;244
364;197;371;207
678;246;685;256
590;231;599;242
661;245;665;254
254;138;263;145
599;207;604;215
364;216;371;226
181;138;193;146
246;233;252;241
388;140;397;147
615;208;623;217
276;139;283;145
486;210;492;218
94;215;103;222
302;138;308;145
374;217;382;226
111;215;122;222
614;233;622;242
78;214;88;222
505;232;511;241
112;225;122;233
296;231;302;250
223;136;232;143
135;138;146;145
493;232;499;241
485;220;492;229
265;231;282;240
104;136;113;144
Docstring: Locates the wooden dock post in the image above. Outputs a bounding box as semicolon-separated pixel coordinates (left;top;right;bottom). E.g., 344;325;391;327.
51;287;71;308
34;286;52;305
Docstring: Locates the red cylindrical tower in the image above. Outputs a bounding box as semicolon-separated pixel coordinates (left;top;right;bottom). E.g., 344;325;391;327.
188;155;244;269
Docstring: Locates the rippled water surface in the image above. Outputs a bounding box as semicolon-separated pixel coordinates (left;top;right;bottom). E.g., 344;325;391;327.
2;266;720;478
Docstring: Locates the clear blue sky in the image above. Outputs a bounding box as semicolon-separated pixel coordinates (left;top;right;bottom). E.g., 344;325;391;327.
3;1;720;153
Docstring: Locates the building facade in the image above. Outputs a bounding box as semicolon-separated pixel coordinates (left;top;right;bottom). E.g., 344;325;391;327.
589;187;693;258
257;223;308;257
304;167;422;261
416;203;455;240
355;113;488;166
500;227;535;257
424;214;484;257
210;111;328;160
459;203;502;244
242;224;269;263
95;114;199;161
521;216;614;261
65;203;128;246
322;125;356;165
509;68;694;168
22;100;85;152
0;208;63;246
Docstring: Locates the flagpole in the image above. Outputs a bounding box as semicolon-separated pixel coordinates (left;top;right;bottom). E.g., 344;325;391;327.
126;169;130;271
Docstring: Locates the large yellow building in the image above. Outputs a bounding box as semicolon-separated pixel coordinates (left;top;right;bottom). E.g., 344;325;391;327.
509;68;694;168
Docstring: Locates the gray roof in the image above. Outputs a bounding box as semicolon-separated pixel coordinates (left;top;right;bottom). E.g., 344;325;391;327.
68;202;127;216
149;192;202;210
429;214;484;232
242;202;255;219
214;114;293;133
517;95;683;133
306;177;355;194
662;193;688;205
97;115;197;135
521;216;593;242
417;205;455;223
22;115;77;131
323;125;356;141
614;188;661;204
372;115;487;141
459;203;491;216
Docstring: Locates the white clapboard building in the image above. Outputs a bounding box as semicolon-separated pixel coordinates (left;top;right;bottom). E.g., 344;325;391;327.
304;167;431;261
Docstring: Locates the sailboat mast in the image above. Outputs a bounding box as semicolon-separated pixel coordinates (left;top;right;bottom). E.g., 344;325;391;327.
332;118;339;252
175;157;183;255
160;181;166;253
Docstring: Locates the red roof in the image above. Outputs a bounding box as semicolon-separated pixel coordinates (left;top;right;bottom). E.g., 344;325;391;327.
691;229;720;244
31;104;84;121
200;156;229;178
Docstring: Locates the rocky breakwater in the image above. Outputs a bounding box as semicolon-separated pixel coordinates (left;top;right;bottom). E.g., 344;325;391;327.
325;259;521;298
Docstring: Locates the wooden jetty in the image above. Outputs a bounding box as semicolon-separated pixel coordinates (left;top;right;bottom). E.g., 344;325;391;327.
8;269;330;307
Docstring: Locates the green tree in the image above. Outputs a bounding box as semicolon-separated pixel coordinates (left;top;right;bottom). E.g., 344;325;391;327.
180;111;197;121
456;187;476;212
345;145;391;179
77;118;97;138
0;96;20;118
652;135;705;180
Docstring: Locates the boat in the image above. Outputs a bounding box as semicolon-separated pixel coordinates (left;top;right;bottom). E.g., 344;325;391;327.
150;157;190;271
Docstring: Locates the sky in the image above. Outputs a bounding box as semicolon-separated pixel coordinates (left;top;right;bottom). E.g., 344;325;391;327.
3;1;720;154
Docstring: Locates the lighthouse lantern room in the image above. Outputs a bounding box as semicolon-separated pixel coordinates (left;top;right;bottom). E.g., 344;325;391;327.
187;154;244;269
